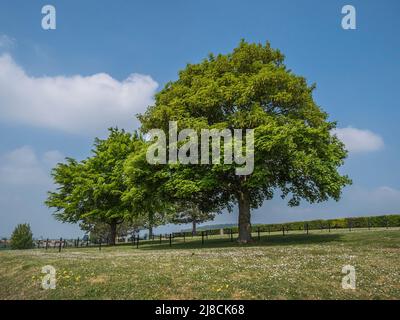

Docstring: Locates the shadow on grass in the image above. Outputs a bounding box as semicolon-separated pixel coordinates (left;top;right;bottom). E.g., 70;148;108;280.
136;233;343;251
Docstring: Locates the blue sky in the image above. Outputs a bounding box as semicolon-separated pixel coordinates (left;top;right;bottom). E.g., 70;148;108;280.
0;0;399;238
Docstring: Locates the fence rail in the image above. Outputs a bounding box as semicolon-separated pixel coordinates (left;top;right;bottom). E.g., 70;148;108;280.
2;214;399;251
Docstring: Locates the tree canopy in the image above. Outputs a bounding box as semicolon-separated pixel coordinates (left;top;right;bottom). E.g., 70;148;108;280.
46;40;351;244
132;40;351;242
46;128;143;244
10;223;34;250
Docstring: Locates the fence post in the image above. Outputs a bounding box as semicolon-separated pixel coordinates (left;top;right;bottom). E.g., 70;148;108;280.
201;231;204;245
328;223;331;233
99;240;102;251
45;238;49;250
58;238;62;252
77;237;80;247
159;234;162;244
282;226;285;236
86;238;89;247
368;218;371;230
63;239;66;248
306;223;309;235
257;227;260;241
230;229;233;242
136;236;139;249
169;233;172;247
349;221;352;232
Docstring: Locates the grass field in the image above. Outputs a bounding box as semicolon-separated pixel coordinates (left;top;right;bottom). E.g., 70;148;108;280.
1;228;400;300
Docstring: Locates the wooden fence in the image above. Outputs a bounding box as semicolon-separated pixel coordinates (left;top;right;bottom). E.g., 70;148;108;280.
1;217;398;251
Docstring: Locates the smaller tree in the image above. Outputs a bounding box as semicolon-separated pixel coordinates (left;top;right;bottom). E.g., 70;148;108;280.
80;217;146;243
143;212;166;239
171;204;215;235
10;223;34;250
46;128;143;245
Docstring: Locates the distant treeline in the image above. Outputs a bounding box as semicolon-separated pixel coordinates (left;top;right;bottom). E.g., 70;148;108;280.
175;214;400;237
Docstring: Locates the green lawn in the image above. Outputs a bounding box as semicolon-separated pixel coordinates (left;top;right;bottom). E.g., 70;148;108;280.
1;228;400;299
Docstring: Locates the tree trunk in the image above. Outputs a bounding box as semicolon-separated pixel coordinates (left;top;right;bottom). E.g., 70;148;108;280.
237;191;252;243
192;220;197;236
148;225;153;239
109;221;117;246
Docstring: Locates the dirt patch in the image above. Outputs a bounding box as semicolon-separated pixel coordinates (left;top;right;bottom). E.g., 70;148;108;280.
88;275;109;284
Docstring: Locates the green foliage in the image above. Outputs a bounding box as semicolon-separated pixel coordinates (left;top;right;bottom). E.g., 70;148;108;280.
128;40;351;240
46;128;144;243
10;223;34;250
46;40;353;242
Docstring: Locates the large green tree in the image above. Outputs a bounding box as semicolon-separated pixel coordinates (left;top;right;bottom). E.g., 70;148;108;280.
134;40;351;243
46;128;143;245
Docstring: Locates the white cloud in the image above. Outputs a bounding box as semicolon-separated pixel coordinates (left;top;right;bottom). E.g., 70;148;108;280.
0;34;15;49
0;54;158;134
0;147;81;239
332;127;384;153
0;146;63;186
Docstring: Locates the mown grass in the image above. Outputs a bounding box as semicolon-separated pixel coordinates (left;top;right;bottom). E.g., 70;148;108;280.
0;228;399;300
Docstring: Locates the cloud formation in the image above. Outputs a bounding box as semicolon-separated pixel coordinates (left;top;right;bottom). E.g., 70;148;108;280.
0;146;83;238
0;146;62;186
0;54;158;134
332;127;384;153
